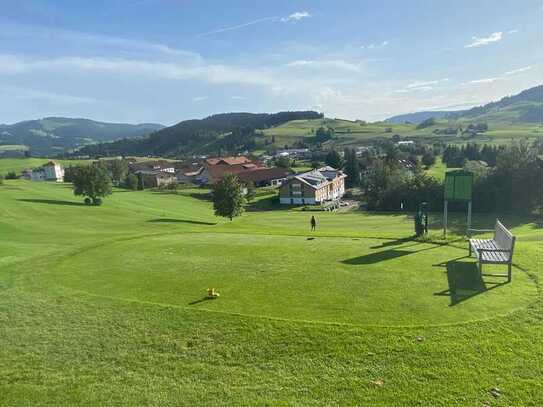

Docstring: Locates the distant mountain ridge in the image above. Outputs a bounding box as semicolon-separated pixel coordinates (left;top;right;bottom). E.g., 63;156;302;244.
386;85;543;124
77;111;323;157
0;117;164;156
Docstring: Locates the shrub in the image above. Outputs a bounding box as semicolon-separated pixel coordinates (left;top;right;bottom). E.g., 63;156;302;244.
93;197;103;206
5;171;18;180
124;173;139;190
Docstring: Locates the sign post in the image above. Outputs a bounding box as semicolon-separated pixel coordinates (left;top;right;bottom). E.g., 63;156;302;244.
443;170;474;237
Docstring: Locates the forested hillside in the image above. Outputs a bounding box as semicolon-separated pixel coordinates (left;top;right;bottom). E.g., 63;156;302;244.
77;111;323;157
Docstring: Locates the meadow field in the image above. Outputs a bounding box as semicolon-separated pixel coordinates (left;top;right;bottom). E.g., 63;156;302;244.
1;178;543;405
261;118;543;149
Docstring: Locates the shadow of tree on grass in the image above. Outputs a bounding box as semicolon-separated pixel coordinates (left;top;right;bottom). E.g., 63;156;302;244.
17;198;86;206
148;218;216;226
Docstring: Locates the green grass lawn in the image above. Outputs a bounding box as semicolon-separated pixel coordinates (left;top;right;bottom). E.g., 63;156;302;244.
426;157;460;181
0;157;91;175
1;180;543;405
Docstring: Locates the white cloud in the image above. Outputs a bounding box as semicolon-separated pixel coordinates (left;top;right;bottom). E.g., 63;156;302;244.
406;78;449;89
465;32;503;48
231;96;246;100
0;85;98;104
466;77;501;85
361;41;389;50
0;21;202;61
505;66;532;75
281;11;311;22
192;96;208;102
196;10;310;37
508;29;519;34
197;17;278;37
285;59;362;73
0;54;276;87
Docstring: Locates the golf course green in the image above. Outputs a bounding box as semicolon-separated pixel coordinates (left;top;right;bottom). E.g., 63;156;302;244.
1;179;543;405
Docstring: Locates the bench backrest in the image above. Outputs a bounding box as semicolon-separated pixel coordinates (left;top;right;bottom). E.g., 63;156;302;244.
494;220;516;252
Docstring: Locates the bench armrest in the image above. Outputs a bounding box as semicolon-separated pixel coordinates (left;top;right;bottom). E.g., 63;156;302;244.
478;248;512;253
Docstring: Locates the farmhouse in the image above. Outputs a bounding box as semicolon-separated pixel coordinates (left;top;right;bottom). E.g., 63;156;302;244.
130;160;176;174
180;156;288;187
29;161;65;182
279;166;346;205
135;170;176;187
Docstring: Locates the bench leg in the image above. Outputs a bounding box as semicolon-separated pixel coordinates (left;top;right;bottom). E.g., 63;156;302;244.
508;263;512;282
479;260;483;275
468;243;472;257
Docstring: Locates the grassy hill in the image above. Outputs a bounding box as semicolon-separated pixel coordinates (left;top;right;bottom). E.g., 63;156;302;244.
385;85;543;127
262;117;543;149
77;111;323;157
1;180;543;404
0;117;164;156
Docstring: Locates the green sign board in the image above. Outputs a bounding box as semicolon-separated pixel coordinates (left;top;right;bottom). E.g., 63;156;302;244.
444;170;473;202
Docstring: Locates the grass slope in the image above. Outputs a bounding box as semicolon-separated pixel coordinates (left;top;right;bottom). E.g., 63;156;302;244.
1;180;543;405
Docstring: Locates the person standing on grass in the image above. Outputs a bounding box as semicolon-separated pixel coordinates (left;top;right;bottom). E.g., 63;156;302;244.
310;215;316;231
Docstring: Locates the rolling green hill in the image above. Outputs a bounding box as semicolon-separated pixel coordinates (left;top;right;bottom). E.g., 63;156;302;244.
63;85;543;159
0;117;164;156
77;111;323;157
386;85;543;126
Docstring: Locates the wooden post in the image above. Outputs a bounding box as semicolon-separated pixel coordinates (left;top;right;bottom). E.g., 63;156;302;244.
443;200;448;238
467;200;472;234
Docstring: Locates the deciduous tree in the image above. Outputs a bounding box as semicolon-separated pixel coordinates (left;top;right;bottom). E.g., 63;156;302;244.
72;164;112;205
213;173;246;220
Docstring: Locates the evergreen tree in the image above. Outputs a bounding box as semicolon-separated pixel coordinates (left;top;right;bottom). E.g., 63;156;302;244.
421;150;436;168
245;182;257;202
110;159;129;184
343;148;360;188
137;173;145;190
325;149;343;169
124;173;139;190
213;173;246;220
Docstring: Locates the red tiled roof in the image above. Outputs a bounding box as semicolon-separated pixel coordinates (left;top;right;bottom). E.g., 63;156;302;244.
205;156;252;166
237;167;289;184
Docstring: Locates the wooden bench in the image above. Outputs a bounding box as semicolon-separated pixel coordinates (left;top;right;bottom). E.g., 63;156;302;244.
468;220;516;281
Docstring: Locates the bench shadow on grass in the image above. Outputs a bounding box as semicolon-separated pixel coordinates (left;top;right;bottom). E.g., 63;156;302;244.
17;198;86;206
342;249;415;265
342;243;442;265
434;259;508;306
148;218;216;226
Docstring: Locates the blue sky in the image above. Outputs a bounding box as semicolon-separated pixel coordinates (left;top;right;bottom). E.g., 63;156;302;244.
1;0;542;125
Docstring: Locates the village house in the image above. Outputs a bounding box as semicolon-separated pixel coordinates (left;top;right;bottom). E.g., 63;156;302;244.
135;170;177;188
126;160;178;188
29;161;65;182
178;156;288;187
279;166;346;205
129;160;176;174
